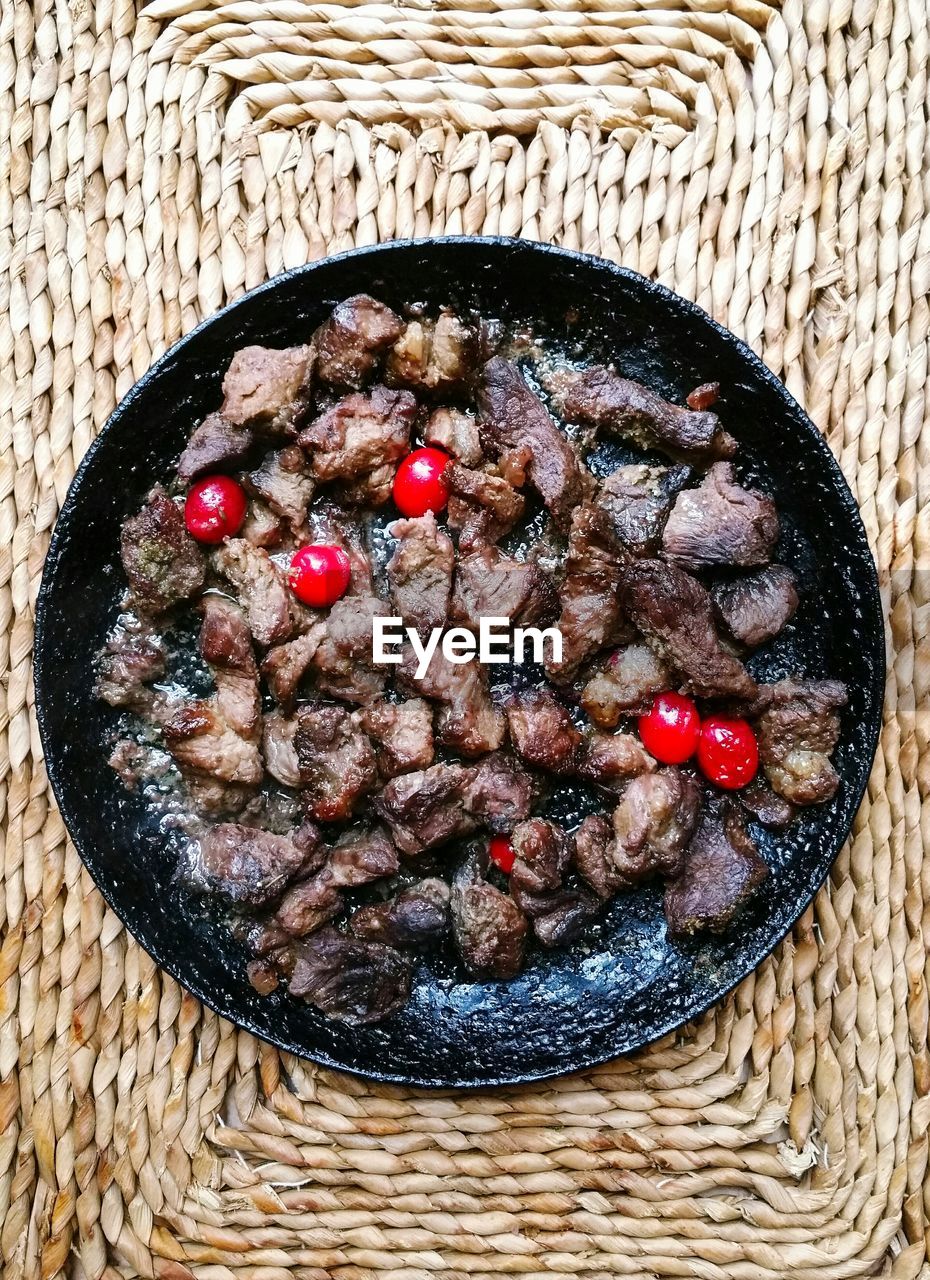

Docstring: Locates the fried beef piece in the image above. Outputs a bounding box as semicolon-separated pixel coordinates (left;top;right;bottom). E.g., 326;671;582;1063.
375;762;479;855
212;539;303;647
451;547;557;631
313;294;405;390
288;927;412;1024
120;487;205;612
445;461;526;550
553;366;736;463
531;890;600;947
275;874;344;938
262;711;300;787
351;878;451;948
199;594;262;737
247;959;280;995
387;513;454;638
310;595;392;705
328;826;400;886
510;818;574;896
295;704;378;822
687;382;720;411
386;314;477;390
739;776;796;829
221;344;314;435
712;565;799;648
597;463;692;557
197;824;316;908
755;678;847;805
662;463;779;570
163;697;264;787
581;645;670;727
611;768;701;881
96;615;166;711
241;499;284;548
478;357;591;529
361;698;434;779
665;806;768;937
506;689;582;774
299;386;415;503
262;628;326;708
463;753;536;834
424;406;483;467
178;413;255;483
576;730;655;791
452;852;528;979
620;559;757;700
574;814;627;900
245;445;316;533
400;647;505;758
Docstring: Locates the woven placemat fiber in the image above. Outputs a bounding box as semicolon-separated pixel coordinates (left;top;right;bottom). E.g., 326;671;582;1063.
3;0;929;1275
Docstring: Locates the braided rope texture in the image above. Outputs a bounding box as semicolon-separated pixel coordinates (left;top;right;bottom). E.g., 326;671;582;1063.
2;0;929;1274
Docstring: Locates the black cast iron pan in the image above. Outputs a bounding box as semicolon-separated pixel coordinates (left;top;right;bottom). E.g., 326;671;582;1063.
33;239;885;1087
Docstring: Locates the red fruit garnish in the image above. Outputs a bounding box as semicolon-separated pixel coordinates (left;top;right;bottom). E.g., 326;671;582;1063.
184;475;247;544
638;692;701;765
489;835;515;874
288;543;352;608
697;715;759;790
392;447;450;517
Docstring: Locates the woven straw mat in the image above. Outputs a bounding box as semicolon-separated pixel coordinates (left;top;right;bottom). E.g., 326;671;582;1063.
2;0;929;1275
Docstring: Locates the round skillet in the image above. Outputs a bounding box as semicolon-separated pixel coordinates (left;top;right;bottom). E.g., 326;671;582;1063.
33;239;884;1088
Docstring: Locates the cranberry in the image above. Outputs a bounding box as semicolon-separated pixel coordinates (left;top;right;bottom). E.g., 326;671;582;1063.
288;544;352;608
697;716;759;790
392;447;450;517
489;835;515;874
638;692;701;765
184;475;247;544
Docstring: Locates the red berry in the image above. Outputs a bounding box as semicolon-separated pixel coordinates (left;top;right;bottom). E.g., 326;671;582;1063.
697;716;759;790
392;447;450;517
184;475;247;544
638;692;701;765
288;544;352;608
489;835;515;875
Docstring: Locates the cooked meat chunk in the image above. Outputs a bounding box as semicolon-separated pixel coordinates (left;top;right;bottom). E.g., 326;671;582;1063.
212;540;302;646
221;344;314;434
262;628;326;708
452;853;528;979
313;294;404;390
178;413;255;483
400;647;505;758
375;763;479;855
275;873;344;938
506;689;581;774
386;314;477;390
108;739;174;793
581;645;670;726
739;776;796;829
351;878;450;948
451;547;557;631
163;702;264;786
361;697;434;778
755;678;847;805
687;382;720;411
478;357;591;528
120;488;205;612
574;814;627;900
577;730;655;791
510;818;573;896
246;959;280;995
620;560;757;700
662;463;779;569
288;927;412;1024
96;616;165;711
532;889;600;948
712;565;799;648
327;826;399;886
299;386;415;501
241;499;284;548
463;753;536;834
387;513;454;638
295;704;378;822
446;461;526;549
553;365;736;463
262;712;300;787
310;595;392;705
197;824;315;907
597;463;692;557
245;445;315;533
611;768;701;881
424;407;483;466
665;806;768;937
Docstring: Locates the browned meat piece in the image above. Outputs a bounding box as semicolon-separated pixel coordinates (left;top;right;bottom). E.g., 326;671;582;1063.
478;357;591;529
245;445;316;533
120;487;205;612
532;890;600;947
620;560;757;700
288;927;412;1024
327;826;399;886
386;314;477;390
576;730;655;791
755;678;847;805
712;565;799;648
212;539;303;647
445;461;526;550
107;739;175;793
299;386;415;502
498;445;533;488
387;513;454;638
262;711;300;787
574;814;627;900
739;776;796;829
452;852;528;979
612;768;701;882
662;464;779;570
275;873;344;938
96;615;165;711
375;762;479;855
197;824;316;907
506;689;582;774
360;697;434;778
241;499;284;548
400;647;505;758
313;294;405;389
295;704;378;822
247;959;280;995
597;463;692;557
199;594;261;738
553;365;736;463
221;344;314;435
262;628;326;708
424;406;483;466
164;702;264;786
510;818;574;896
581;645;670;727
463;753;536;834
687;382;720;411
665;806;768;937
451;547;557;631
310;595;392;705
178;413;255;483
350;878;450;948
